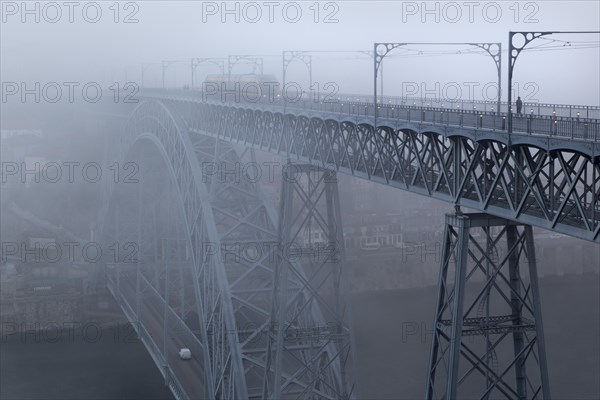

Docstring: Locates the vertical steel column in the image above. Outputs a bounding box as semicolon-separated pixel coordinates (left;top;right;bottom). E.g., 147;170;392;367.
507;225;527;399
269;163;294;400
452;139;461;201
325;166;356;399
373;43;378;129
263;163;356;400
426;213;550;399
425;219;452;399
524;225;551;398
445;214;470;399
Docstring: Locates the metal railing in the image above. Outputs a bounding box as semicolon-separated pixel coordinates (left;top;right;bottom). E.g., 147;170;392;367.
139;89;600;142
333;93;600;119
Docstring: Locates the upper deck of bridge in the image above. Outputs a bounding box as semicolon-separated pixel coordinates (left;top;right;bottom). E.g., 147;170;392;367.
138;88;600;157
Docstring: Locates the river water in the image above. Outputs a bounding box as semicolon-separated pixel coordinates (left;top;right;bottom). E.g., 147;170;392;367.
0;323;174;400
1;274;598;399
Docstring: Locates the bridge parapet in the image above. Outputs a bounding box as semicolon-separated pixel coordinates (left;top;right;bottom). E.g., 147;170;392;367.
140;88;600;118
138;90;600;160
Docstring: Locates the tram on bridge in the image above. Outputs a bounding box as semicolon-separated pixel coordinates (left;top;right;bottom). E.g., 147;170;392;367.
202;74;281;101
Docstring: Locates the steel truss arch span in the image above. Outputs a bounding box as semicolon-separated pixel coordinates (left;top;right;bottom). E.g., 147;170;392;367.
103;99;247;399
103;99;355;400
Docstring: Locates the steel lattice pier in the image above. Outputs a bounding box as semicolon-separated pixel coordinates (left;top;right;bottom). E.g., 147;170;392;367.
425;212;549;400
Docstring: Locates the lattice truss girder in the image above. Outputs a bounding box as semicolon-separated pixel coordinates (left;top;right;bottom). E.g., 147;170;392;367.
425;213;549;400
174;99;600;243
262;164;356;400
102;100;355;400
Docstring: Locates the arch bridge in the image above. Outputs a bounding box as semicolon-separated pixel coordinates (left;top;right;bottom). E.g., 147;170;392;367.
98;89;599;400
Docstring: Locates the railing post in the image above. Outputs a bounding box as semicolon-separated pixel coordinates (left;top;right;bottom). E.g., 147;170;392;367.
571;119;576;139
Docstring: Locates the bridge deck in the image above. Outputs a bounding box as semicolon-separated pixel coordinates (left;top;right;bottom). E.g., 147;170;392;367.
101;91;600;243
140;89;600;155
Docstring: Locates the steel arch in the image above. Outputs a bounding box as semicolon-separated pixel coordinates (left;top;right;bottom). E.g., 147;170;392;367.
103;99;248;399
102;99;353;400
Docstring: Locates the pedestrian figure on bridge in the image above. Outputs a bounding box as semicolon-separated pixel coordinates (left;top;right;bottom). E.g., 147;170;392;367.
516;96;523;114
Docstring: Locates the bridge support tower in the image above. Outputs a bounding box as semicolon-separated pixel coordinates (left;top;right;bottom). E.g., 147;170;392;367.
425;212;550;399
263;163;356;400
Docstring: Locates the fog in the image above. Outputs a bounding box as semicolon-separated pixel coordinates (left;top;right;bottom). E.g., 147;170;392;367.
2;1;599;103
1;1;599;399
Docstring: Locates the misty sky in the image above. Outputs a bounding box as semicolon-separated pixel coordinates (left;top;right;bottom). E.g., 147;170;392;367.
1;0;599;105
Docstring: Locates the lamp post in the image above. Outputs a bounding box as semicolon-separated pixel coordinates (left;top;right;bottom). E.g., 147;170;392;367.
282;51;313;101
191;58;225;89
373;42;502;129
373;43;407;128
507;31;599;133
228;55;264;79
280;49;381;103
